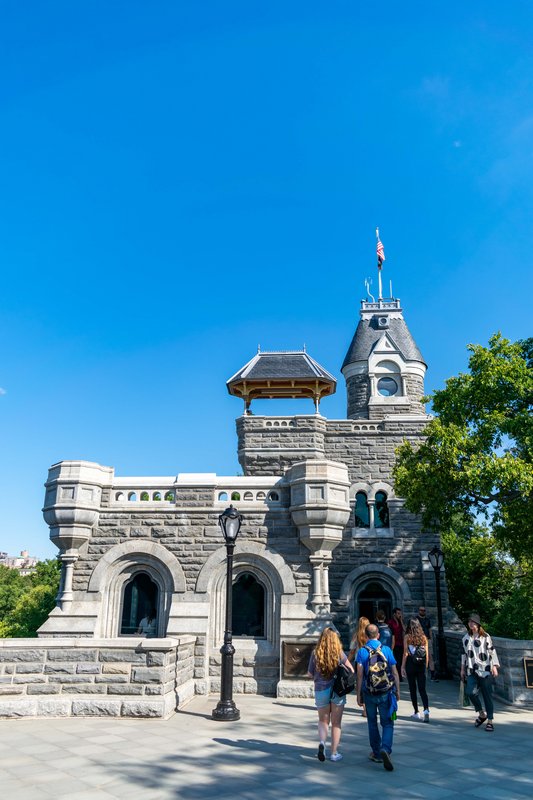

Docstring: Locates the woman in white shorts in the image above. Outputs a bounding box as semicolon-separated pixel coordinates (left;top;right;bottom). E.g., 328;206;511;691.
307;627;354;762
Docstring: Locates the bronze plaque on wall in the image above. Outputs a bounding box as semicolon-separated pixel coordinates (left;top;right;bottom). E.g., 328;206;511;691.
524;657;533;688
282;641;314;679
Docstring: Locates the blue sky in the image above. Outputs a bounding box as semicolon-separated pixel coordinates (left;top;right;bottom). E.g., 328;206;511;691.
1;2;532;559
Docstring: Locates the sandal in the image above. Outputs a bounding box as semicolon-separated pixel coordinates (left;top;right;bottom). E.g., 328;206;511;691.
485;722;494;732
474;714;487;728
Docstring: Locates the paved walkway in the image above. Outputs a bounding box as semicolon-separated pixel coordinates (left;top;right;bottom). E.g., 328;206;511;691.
1;680;532;799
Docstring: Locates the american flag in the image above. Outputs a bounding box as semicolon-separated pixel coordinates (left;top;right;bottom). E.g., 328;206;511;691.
376;236;385;267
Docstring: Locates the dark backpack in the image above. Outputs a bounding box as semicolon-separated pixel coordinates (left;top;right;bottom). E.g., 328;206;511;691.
332;663;356;697
364;644;394;695
412;644;426;663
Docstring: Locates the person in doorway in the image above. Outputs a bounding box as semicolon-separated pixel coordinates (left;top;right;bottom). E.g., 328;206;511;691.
356;623;400;771
137;608;157;637
348;616;370;716
460;613;500;732
376;609;394;650
417;606;438;681
402;618;430;722
307;627;354;762
388;608;405;681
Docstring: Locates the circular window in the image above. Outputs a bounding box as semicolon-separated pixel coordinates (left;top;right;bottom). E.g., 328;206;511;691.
377;377;398;397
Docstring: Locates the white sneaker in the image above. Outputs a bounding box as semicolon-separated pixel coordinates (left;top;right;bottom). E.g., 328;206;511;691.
330;752;343;762
423;709;430;723
410;712;422;720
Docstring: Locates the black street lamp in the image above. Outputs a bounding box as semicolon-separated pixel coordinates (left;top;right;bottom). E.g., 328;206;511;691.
428;545;449;679
212;505;243;722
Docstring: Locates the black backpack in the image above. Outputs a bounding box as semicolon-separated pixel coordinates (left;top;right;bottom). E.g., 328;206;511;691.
332;664;356;697
364;644;394;694
412;644;426;663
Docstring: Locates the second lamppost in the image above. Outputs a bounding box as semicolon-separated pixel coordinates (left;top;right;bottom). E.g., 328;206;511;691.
428;545;449;679
212;504;243;721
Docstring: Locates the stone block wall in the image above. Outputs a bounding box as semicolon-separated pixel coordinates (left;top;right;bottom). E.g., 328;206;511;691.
236;416;327;475
0;637;195;718
444;630;533;707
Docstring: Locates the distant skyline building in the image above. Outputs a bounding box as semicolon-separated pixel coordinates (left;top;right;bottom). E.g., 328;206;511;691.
0;549;39;576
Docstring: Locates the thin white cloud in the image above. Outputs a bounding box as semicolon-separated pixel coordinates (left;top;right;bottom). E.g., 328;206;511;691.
0;388;6;395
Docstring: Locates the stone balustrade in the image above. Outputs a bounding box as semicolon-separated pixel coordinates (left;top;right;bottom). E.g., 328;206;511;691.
0;636;195;719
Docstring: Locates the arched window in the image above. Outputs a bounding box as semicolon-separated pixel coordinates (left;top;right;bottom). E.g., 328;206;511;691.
256;491;266;500
153;492;162;501
120;572;159;636
140;491;149;502
354;492;370;528
232;573;265;637
128;492;137;502
375;360;402;397
164;491;175;502
375;491;390;528
218;491;228;501
243;492;253;501
231;491;241;501
115;492;124;501
268;491;279;502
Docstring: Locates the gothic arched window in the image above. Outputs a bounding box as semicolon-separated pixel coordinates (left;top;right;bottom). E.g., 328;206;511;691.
232;572;265;637
354;492;370;528
375;491;390;528
120;572;159;636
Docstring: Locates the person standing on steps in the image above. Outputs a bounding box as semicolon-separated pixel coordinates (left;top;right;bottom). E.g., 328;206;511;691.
308;627;354;762
460;613;500;733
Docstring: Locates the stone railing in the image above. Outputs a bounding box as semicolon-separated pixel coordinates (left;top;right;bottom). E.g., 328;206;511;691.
0;636;195;718
443;630;533;707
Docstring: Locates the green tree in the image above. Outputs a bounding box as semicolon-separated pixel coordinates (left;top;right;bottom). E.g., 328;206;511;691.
394;333;533;561
394;333;533;638
0;559;61;638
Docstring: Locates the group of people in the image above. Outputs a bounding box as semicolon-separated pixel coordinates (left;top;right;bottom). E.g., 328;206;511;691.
307;609;500;771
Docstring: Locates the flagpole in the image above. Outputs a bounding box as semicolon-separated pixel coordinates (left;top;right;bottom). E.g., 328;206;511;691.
376;227;383;300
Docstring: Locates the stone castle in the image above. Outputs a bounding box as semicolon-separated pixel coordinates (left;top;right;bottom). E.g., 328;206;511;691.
0;290;453;718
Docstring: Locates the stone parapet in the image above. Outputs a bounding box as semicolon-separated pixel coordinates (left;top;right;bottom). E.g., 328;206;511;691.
0;636;195;718
237;415;327;476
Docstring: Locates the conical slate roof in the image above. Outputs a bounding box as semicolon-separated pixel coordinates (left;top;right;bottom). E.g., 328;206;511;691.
342;316;425;370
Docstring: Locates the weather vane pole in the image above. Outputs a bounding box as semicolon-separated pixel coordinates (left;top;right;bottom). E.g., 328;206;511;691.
376;227;385;300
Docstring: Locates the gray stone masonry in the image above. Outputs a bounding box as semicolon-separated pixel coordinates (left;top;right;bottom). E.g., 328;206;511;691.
0;636;195;718
237;415;427;484
74;506;310;595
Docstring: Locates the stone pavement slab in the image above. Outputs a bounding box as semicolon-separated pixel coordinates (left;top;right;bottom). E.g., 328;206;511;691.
0;680;531;799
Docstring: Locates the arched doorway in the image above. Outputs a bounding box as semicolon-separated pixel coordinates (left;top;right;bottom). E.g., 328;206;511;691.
357;580;393;622
120;571;159;636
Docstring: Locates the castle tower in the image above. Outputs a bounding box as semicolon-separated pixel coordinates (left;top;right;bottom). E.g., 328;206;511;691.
341;297;427;420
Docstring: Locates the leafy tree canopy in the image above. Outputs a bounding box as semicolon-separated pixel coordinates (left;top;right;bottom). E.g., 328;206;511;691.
394;333;533;563
0;559;61;638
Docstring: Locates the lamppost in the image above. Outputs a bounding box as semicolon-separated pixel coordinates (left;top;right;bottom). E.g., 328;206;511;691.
428;545;448;679
212;505;243;721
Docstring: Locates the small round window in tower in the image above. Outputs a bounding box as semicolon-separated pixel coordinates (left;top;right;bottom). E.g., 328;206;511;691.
377;377;398;397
